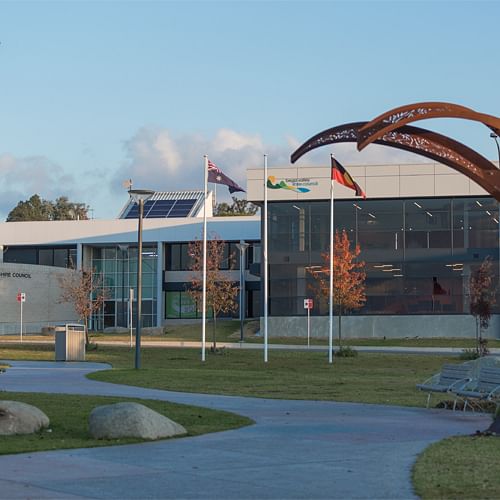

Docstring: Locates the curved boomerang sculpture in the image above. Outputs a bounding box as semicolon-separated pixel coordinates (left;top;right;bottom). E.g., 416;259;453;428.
290;122;500;201
357;101;500;151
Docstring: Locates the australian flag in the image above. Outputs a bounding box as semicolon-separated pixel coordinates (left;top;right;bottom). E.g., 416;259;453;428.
208;160;245;194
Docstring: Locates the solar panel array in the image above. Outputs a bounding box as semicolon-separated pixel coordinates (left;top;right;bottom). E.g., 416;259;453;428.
124;198;198;219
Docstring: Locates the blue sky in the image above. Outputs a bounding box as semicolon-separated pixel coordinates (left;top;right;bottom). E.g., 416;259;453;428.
1;0;499;219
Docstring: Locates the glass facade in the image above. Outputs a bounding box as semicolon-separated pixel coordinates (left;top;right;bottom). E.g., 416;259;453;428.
90;245;158;329
164;241;261;320
4;246;77;268
268;197;500;317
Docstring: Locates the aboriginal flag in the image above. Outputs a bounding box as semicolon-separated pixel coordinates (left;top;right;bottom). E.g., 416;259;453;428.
331;157;366;199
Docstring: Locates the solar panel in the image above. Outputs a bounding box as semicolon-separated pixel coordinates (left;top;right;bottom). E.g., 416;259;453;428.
124;198;198;219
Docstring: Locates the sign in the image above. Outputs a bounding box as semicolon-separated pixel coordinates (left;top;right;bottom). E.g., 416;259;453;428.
17;292;26;303
304;298;313;310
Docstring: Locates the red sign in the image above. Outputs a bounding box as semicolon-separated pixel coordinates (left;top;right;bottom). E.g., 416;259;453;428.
17;292;26;303
304;298;313;310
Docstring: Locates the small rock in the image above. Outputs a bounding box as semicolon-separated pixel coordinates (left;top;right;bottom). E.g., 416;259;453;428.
89;402;187;440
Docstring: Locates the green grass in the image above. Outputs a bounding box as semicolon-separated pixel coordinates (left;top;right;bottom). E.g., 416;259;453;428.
0;392;252;456
0;343;459;406
413;436;500;499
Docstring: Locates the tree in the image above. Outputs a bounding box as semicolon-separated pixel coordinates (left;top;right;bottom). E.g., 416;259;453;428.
187;235;238;351
6;194;53;221
58;268;107;346
214;197;258;216
307;229;366;347
7;194;89;222
52;196;89;220
469;256;496;357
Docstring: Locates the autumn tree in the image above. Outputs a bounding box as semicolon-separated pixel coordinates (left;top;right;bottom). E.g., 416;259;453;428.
308;229;366;347
214;196;258;216
188;235;238;351
58;268;107;346
469;256;496;357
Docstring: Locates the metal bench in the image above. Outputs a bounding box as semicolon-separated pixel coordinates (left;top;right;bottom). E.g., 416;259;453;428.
416;363;473;408
454;367;500;411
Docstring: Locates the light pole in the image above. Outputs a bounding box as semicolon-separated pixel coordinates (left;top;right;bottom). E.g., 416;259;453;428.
129;189;154;369
235;241;249;342
491;133;500;166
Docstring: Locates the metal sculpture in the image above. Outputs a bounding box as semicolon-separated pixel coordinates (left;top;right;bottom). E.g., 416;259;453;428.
290;122;500;200
357;101;500;151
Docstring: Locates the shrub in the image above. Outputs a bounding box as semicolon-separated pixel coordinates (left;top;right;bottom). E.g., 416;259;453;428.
335;346;358;358
459;348;479;360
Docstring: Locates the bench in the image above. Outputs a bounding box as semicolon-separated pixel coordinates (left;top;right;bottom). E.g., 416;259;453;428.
416;363;473;408
454;367;500;411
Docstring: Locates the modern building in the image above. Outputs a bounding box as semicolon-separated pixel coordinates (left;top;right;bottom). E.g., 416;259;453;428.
2;161;500;339
247;161;500;339
0;190;260;334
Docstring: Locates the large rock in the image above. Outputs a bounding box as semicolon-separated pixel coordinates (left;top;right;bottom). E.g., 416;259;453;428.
0;401;50;435
89;402;187;440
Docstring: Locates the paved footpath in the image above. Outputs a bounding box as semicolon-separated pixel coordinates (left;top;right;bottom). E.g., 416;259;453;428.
0;361;490;500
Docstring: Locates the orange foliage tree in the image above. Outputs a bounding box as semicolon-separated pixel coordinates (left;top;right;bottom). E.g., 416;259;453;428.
308;229;366;346
58;268;107;346
469;256;496;357
188;235;238;351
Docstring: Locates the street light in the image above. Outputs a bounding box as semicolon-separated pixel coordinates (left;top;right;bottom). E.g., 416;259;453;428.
129;189;154;369
235;241;249;342
491;133;500;167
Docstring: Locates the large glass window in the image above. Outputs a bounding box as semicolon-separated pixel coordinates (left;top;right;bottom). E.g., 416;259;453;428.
267;197;499;317
90;245;157;329
3;246;75;268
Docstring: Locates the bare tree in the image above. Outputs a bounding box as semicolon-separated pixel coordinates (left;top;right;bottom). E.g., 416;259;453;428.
58;268;107;346
469;256;496;357
188;235;238;351
308;229;366;347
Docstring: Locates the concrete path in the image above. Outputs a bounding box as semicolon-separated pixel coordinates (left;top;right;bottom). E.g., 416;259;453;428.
0;361;490;499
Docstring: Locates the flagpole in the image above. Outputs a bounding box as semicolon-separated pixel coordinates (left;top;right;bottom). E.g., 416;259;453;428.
329;154;335;364
263;154;269;363
202;155;208;362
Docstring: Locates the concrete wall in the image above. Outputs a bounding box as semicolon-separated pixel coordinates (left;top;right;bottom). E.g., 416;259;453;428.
0;263;77;334
247;163;488;202
263;314;500;339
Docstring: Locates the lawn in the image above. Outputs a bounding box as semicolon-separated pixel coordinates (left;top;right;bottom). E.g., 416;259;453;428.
2;343;451;406
0;392;252;456
413;436;500;499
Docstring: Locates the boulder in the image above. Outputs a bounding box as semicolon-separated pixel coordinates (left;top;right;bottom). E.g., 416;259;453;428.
89;402;187;440
0;401;50;435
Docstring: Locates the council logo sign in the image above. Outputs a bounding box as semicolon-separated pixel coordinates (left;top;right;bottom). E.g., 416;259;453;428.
267;176;318;193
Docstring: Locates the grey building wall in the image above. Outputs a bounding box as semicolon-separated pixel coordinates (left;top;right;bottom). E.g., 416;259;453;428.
0;263;78;334
263;315;500;340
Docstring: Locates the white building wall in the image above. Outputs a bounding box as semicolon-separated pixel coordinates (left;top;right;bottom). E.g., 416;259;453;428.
0;263;78;334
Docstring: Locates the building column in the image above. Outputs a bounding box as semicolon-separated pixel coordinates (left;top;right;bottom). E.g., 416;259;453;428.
76;243;83;270
156;242;163;327
0;245;3;264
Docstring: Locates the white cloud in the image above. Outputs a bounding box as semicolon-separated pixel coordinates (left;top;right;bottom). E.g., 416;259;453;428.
111;125;428;207
0;154;82;220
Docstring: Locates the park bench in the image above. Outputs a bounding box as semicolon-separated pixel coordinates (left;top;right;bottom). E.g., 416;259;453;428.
453;367;500;412
416;363;473;408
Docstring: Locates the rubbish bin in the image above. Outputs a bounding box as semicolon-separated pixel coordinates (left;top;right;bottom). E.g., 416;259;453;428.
55;324;86;361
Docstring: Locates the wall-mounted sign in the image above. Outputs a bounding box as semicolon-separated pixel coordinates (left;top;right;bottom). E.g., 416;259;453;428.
267;176;318;193
0;272;32;279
